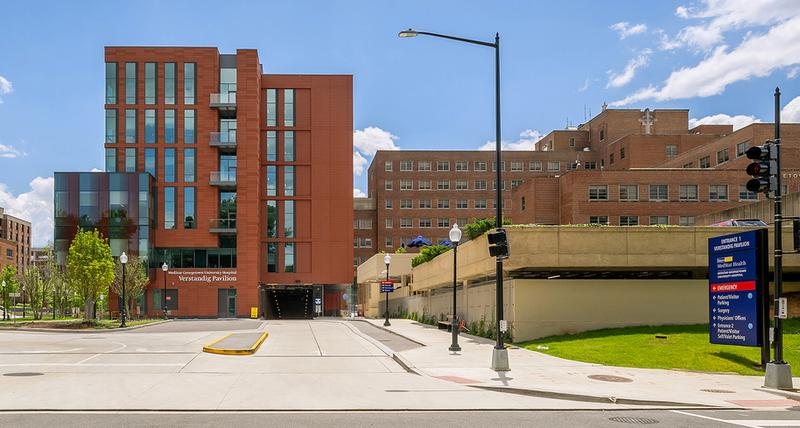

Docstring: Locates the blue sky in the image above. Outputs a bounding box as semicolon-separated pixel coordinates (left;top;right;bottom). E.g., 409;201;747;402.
1;0;800;245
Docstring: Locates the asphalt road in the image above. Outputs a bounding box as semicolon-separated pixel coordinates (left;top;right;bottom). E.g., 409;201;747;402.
0;410;797;428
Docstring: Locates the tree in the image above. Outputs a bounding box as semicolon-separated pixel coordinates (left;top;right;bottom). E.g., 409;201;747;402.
66;228;115;320
110;255;150;318
17;265;50;320
1;266;18;319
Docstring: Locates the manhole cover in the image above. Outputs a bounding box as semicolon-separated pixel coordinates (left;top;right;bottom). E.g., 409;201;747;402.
701;388;735;394
3;372;43;377
588;374;633;383
608;416;659;424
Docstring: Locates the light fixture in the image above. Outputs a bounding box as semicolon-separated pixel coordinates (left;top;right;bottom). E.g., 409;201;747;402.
120;252;128;264
449;223;462;244
398;28;418;38
162;262;168;272
384;254;392;265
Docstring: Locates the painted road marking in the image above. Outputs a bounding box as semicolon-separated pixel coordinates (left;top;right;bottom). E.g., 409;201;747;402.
672;410;800;427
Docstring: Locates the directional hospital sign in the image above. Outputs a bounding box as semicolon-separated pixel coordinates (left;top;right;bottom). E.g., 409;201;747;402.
707;230;766;347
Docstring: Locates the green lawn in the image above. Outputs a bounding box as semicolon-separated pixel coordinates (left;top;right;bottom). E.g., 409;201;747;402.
516;319;800;376
0;318;165;329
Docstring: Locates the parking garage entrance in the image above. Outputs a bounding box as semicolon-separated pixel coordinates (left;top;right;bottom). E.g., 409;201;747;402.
262;286;313;319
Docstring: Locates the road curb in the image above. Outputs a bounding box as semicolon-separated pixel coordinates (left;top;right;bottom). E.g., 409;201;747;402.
470;385;723;408
351;319;426;347
0;319;173;334
202;331;269;356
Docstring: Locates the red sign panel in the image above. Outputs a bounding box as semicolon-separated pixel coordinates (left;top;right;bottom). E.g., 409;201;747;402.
710;280;756;293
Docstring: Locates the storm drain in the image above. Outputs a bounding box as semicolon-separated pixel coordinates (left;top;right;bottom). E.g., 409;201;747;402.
608;416;660;424
3;372;43;377
700;388;735;393
588;374;633;383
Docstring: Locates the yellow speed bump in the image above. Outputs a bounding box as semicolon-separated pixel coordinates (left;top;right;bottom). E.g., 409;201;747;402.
202;331;268;356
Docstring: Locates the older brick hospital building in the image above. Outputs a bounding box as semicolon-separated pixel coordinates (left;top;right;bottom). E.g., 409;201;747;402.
55;47;353;318
354;108;800;265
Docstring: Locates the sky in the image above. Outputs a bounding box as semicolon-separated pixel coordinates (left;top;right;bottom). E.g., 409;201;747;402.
1;0;800;246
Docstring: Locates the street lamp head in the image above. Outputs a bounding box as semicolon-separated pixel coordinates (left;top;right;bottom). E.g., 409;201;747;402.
162;262;168;272
398;28;418;38
384;254;392;265
119;252;128;264
449;223;462;243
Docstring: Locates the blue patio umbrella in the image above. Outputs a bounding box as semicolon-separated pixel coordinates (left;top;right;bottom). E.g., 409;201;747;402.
407;235;433;248
439;239;453;247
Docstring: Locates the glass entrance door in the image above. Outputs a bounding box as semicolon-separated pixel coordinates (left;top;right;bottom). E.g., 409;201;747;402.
217;288;237;318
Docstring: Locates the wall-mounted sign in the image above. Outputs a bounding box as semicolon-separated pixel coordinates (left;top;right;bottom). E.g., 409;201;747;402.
169;270;238;285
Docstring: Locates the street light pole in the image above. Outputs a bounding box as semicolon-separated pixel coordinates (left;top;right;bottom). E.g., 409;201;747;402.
120;252;128;328
384;254;391;326
2;279;6;321
399;28;508;370
449;224;462;352
162;262;169;319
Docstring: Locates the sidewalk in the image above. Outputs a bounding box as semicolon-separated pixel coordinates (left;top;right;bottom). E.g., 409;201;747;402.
364;318;800;409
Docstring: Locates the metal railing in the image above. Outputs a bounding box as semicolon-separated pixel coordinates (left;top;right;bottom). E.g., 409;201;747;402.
210;131;237;147
210;92;237;106
209;218;237;232
210;169;237;186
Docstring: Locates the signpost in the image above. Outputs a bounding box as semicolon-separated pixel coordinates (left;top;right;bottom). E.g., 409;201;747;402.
708;229;769;365
380;281;395;293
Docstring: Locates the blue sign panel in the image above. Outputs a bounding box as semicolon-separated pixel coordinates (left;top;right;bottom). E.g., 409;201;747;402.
708;230;763;347
380;281;394;293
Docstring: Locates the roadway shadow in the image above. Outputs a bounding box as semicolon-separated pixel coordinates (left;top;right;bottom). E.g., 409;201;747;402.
710;351;763;371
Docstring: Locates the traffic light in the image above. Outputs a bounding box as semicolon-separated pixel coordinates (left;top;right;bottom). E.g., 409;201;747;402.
745;142;777;194
487;228;509;258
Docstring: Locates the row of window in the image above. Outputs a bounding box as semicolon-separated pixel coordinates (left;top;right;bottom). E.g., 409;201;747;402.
384;160;566;172
587;184;758;202
588;215;696;226
106;62;196;105
162;186;197;230
265;88;295;127
105;109;195;145
682;142;749;169
354;218;372;229
265;166;295;197
384;199;503;210
265;131;295;162
265;200;295;238
266;242;295;273
385;179;525;191
106;147;195;183
382;217;467;229
153;244;296;273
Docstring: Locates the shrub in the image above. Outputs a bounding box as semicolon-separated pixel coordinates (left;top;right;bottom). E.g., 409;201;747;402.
411;245;451;268
463;218;512;240
395;246;407;254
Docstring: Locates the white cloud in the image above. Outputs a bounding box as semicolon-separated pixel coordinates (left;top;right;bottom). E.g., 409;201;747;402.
788;67;800;79
353;150;368;175
90;167;103;172
782;95;800;122
0;143;25;159
610;22;648;39
606;50;651;88
479;129;543;151
578;79;590;92
353;126;399;156
0;177;54;247
0;75;11;103
353;188;366;198
689;113;761;131
611;16;800;106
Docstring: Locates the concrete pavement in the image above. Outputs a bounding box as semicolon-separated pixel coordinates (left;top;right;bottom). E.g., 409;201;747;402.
363;318;800;409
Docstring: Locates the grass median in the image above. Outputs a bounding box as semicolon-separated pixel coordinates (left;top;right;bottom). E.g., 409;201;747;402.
517;318;800;376
0;317;165;329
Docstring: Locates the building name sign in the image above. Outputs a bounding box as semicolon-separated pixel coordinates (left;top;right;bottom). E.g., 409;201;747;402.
168;270;238;285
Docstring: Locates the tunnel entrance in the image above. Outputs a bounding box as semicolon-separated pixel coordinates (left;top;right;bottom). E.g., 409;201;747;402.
264;286;313;319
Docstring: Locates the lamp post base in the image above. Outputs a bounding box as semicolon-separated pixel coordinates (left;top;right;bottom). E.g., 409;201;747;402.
491;347;510;371
384;319;391;327
449;344;461;352
764;362;794;390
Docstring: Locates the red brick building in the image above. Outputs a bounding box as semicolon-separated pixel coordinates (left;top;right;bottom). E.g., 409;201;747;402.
86;46;352;318
0;207;31;272
354;108;800;261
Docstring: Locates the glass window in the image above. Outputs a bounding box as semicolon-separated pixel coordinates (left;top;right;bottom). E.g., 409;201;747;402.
284;200;295;237
437;199;450;209
266;131;277;161
584;161;597;170
736;141;748;157
105;109;117;144
219;191;237;229
184;187;196;229
400;160;413;171
475;180;487;190
588;185;608;200
456;200;468;209
266;165;277;196
284;131;294;161
455;180;468;190
284;89;294;127
437;218;449;228
700;156;710;168
220;68;236;101
385;199;393;209
183;63;195;104
739;185;758;201
144;62;156;104
184;148;195;182
666;145;678;157
105;148;117;172
125;109;136;143
385;180;393;191
437;180;449;190
717;149;730;165
125;148;136;172
530;161;542;171
511;161;523;171
385;161;392;172
620;147;626;159
164;148;175;182
589;216;609;225
547;161;560;171
419;218;431;228
620;216;639;226
650;215;669;225
569;137;576;147
400;218;412;228
145;109;156;144
683;162;694;168
385;218;393;228
266;89;277;126
679;184;698;201
418;180;431;190
385;236;393;248
400;199;413;209
400;180;412;190
709;185;728;201
125;62;136;104
284;243;295;272
649;184;668;201
105;62;117;104
184;110;195;144
437;161;450;171
220;155;237;183
418;161;431;171
455;161;468;171
164;187;175;229
679;216;695;226
266;200;278;237
284;166;295;196
144;148;156;177
164;110;175;144
418;199;431;209
475;200;487;209
164;63;175;104
474;161;487;171
267;243;278;272
619;185;639;201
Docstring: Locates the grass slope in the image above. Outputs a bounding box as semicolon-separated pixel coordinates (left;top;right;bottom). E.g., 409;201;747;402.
517;319;800;376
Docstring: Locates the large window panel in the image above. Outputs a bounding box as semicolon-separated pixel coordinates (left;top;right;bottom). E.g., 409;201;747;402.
184;148;195;182
266;89;277;126
284;243;295;272
105;109;117;144
144;148;156;177
105;148;117;172
105;63;117;104
267;243;277;272
183;63;195;104
164;63;176;104
284;89;294;127
284;166;294;196
164;148;175;182
145;109;156;144
124;148;136;172
266;165;277;196
184;187;196;229
144;62;156;104
266;200;277;237
164;110;175;144
184;110;195;144
164;187;176;229
125;62;136;104
266;131;277;161
284;200;294;238
125;109;136;143
284;131;294;161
